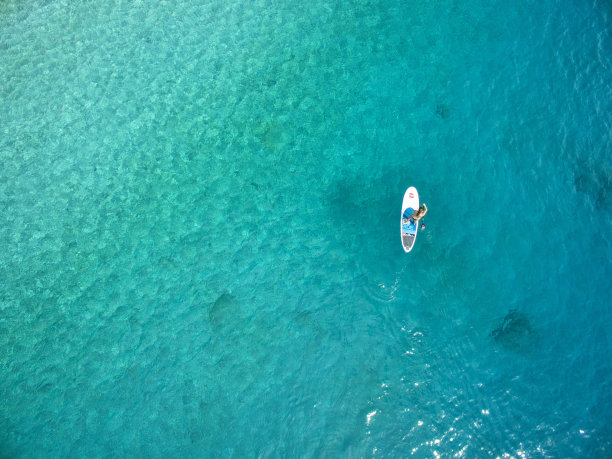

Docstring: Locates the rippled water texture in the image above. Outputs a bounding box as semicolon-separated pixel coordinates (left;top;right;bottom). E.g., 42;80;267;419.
1;0;611;456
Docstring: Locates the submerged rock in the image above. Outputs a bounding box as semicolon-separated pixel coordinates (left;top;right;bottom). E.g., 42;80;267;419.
491;309;534;351
209;292;235;329
435;102;450;119
573;158;611;209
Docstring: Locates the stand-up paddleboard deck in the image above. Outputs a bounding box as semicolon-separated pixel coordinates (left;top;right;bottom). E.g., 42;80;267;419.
401;187;419;252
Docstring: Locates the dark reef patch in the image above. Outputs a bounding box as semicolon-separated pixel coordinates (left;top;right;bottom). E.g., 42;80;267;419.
435;102;450;119
209;292;236;329
574;158;611;209
491;309;535;351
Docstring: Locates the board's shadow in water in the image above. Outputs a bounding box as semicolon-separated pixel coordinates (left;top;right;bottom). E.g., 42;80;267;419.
325;169;408;252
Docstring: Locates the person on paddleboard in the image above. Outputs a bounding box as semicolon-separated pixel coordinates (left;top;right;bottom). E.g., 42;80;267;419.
408;203;428;229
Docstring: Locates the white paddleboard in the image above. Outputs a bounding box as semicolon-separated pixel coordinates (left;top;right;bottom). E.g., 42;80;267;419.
401;187;419;252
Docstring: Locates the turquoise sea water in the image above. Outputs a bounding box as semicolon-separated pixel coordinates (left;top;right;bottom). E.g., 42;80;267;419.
1;0;611;456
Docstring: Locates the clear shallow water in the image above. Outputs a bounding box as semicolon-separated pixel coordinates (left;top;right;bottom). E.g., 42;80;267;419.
1;0;611;456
